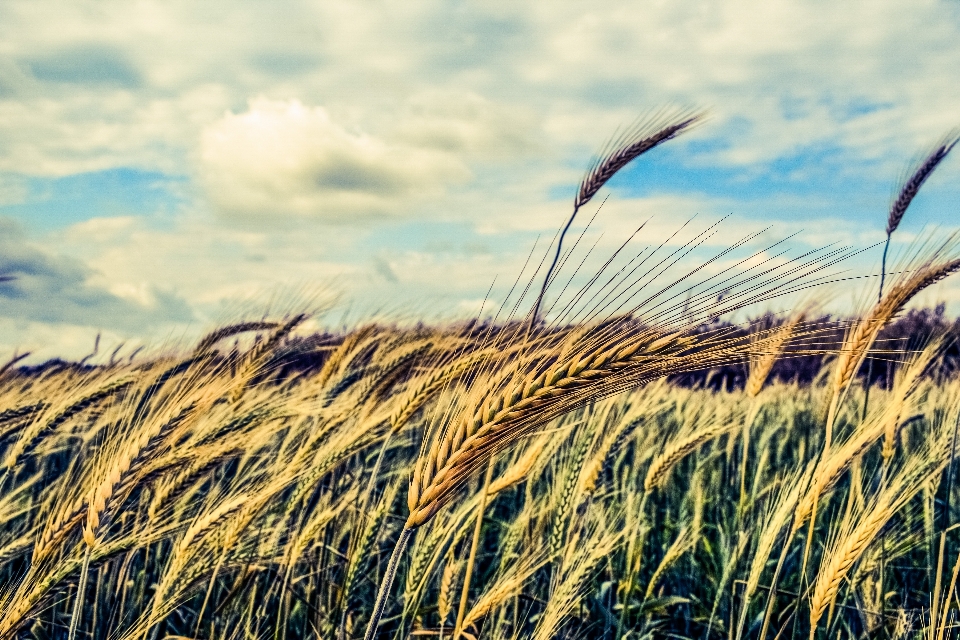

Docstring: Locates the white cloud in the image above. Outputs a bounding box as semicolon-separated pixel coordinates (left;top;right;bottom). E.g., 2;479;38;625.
1;0;960;357
198;97;471;221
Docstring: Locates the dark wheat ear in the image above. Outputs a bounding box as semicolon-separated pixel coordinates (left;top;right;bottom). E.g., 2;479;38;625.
576;108;706;211
887;130;960;236
533;108;706;322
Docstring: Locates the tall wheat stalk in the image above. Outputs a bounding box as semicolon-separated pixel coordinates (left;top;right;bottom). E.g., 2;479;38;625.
531;108;705;322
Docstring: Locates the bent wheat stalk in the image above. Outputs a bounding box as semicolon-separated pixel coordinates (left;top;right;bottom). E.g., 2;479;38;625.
362;325;778;640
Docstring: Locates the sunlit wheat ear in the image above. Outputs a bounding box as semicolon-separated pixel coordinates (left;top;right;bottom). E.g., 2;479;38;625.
792;400;904;535
362;329;679;640
3;375;133;470
809;439;949;637
459;553;546;637
0;401;47;442
229;314;306;402
81;405;196;549
746;313;805;398
488;433;549;495
575;109;706;211
644;523;697;600
549;423;600;561
881;335;945;459
644;410;738;492
406;330;689;528
746;466;816;640
825;253;960;446
532;524;621;640
582;391;667;495
314;324;378;390
387;348;495;433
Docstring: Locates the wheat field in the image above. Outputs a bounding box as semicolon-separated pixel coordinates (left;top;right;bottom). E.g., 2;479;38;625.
3;113;960;640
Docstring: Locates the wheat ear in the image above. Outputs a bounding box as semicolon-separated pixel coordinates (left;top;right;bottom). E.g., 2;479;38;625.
388;349;494;433
825;255;960;446
0;402;47;441
792;402;902;535
488;435;549;495
193;320;279;355
880;131;960;300
887;132;960;237
4;376;133;470
881;335;944;460
367;312;781;638
532;108;705;321
229;314;306;402
407;329;703;528
645;413;736;492
438;555;460;631
808;447;947;637
739;314;802;507
82;405;195;549
459;554;545;636
314;324;378;390
549;424;599;561
739;466;813;640
644;523;696;600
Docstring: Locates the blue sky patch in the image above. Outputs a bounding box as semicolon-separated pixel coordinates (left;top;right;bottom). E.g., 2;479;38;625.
0;168;186;230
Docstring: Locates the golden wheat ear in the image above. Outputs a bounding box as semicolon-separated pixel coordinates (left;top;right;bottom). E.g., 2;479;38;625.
825;249;960;446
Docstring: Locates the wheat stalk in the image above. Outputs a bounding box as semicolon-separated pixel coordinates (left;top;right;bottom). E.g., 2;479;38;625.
532;108;705;321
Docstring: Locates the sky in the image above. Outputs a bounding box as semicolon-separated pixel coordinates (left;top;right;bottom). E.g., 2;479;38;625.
2;1;960;362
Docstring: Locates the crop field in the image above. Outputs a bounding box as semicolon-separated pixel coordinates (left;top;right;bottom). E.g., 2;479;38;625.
3;113;960;640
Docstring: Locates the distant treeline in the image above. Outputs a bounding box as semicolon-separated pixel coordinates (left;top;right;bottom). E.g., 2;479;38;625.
670;305;960;391
11;306;960;392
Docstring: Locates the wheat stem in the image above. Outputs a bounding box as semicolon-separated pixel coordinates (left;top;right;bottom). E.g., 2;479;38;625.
454;460;494;639
363;527;413;640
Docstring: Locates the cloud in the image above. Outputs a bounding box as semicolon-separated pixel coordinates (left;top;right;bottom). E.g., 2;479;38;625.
0;0;960;359
198;98;471;221
0;217;193;331
394;90;538;156
23;44;141;88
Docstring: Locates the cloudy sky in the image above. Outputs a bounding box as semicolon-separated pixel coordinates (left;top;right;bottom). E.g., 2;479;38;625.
2;1;960;362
